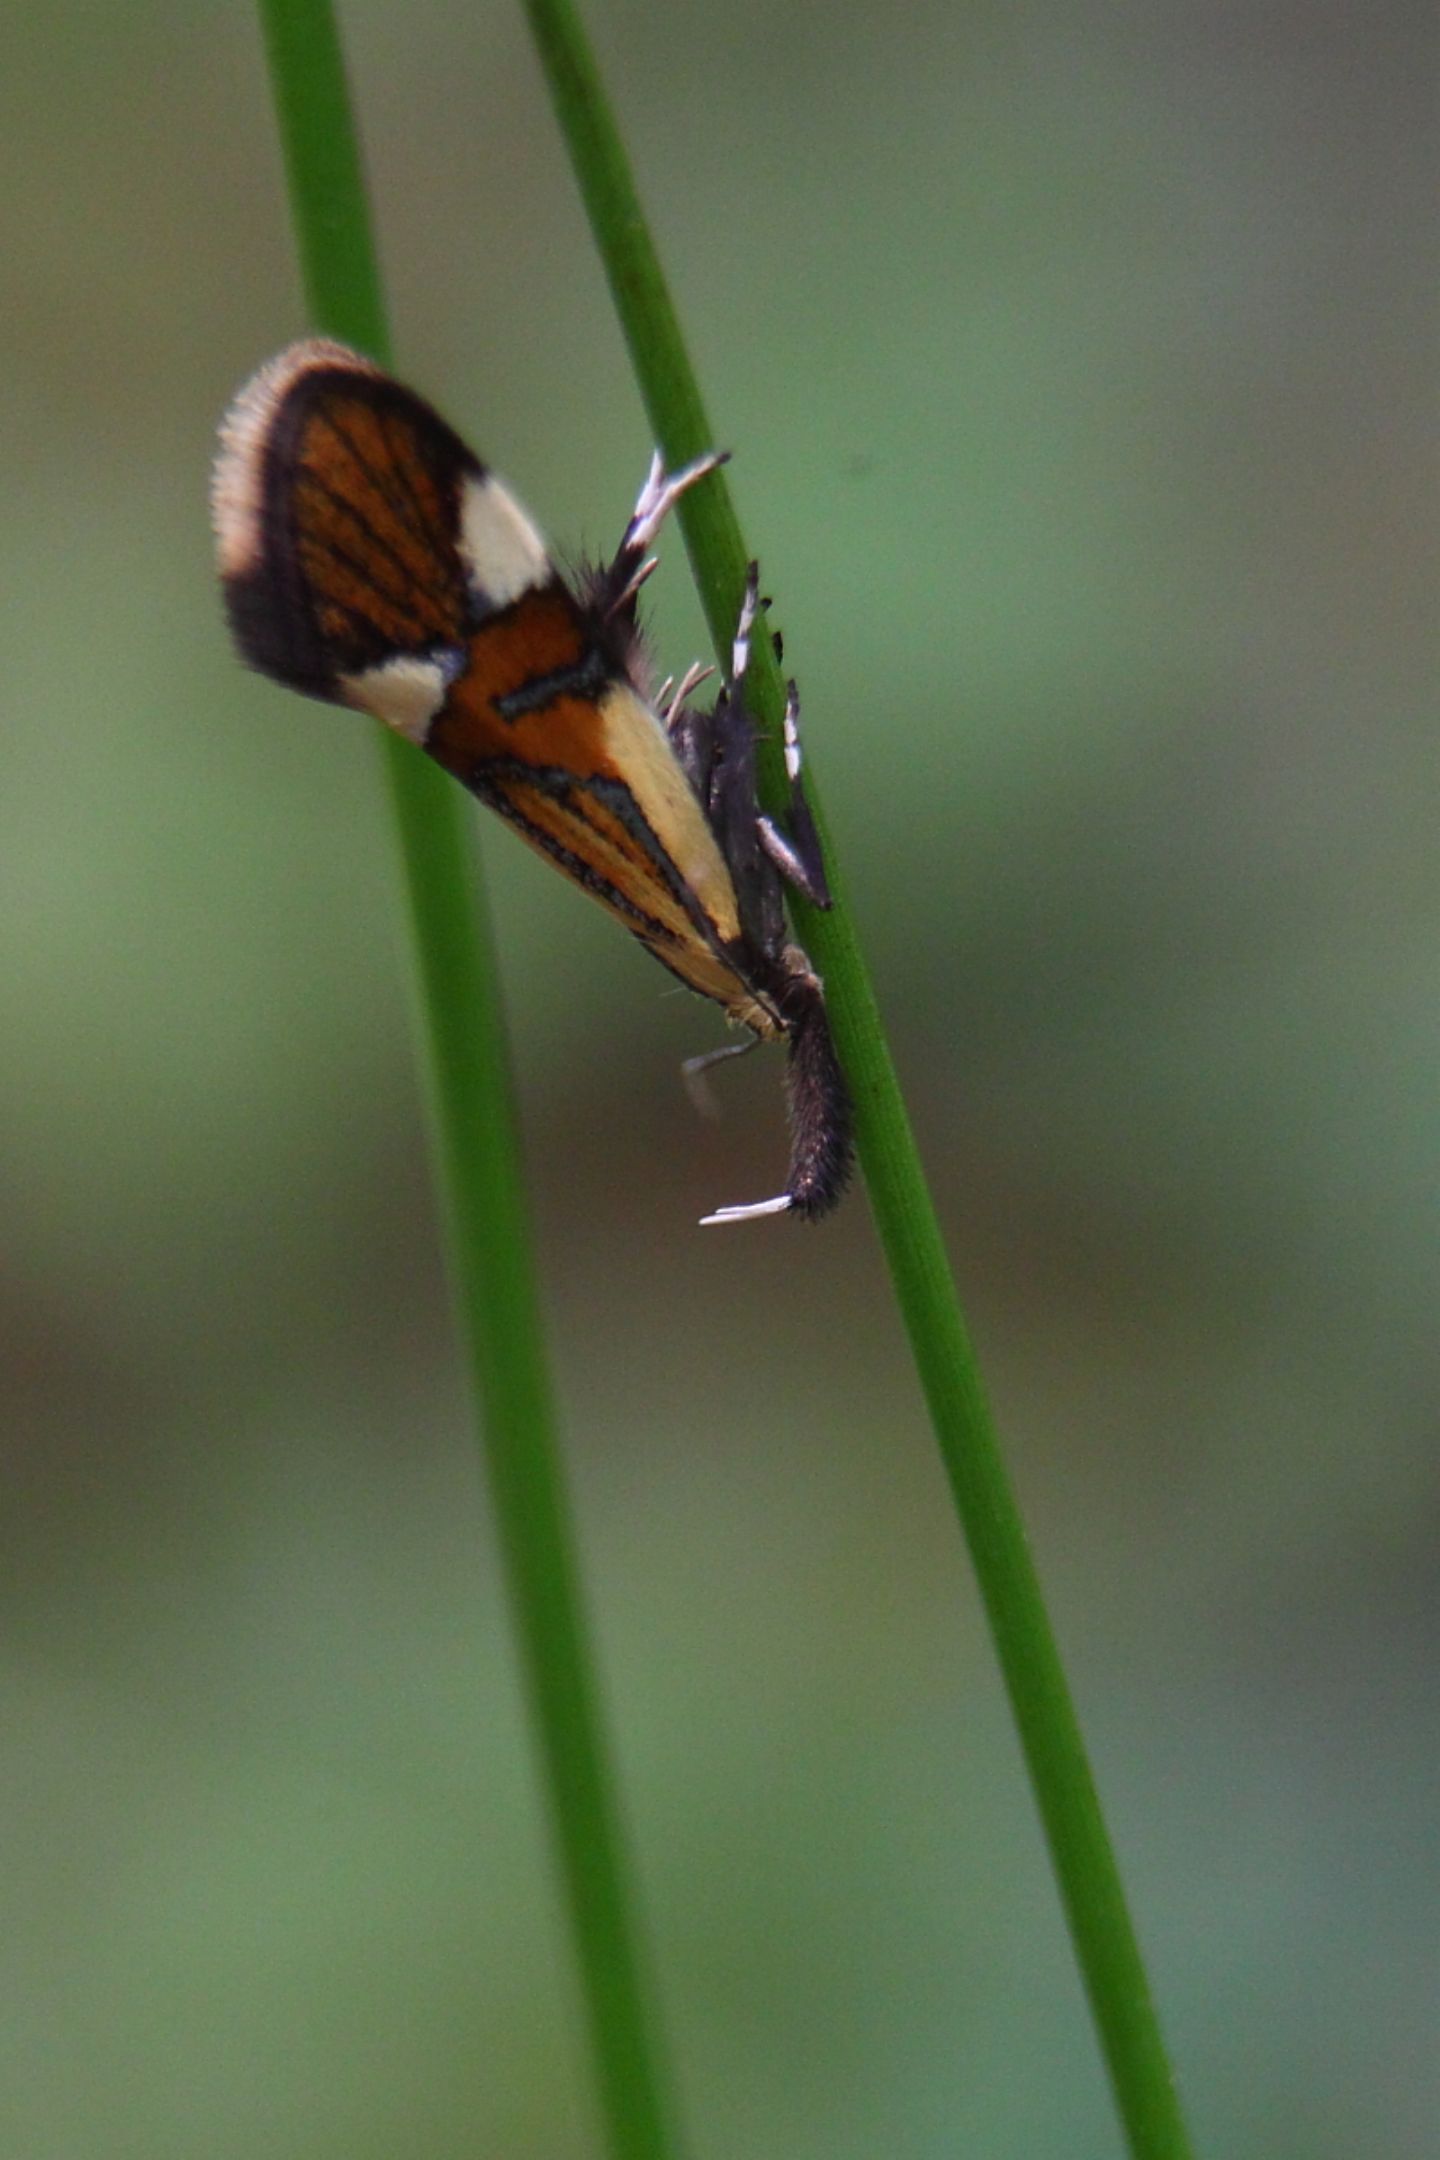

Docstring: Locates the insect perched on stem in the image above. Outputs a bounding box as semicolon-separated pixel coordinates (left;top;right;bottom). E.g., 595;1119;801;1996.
211;341;852;1223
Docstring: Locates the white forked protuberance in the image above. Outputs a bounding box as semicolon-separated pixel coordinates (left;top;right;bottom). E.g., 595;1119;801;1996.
625;449;725;554
699;1193;795;1226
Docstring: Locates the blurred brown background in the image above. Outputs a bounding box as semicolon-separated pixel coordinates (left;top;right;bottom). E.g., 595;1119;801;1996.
2;3;1435;2156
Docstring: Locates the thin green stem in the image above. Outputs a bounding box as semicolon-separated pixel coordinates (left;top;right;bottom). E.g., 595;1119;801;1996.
254;7;682;2159
521;2;1197;2155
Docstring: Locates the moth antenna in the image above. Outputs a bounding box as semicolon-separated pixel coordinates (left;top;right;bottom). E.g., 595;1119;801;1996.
682;1035;757;1119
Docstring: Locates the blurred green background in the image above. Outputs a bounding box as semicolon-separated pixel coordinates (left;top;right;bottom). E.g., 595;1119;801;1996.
2;3;1434;2155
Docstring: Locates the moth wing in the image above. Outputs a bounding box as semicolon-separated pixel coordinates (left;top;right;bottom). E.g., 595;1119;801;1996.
211;340;550;732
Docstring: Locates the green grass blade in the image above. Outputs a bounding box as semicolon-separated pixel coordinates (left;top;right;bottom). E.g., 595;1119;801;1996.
520;1;1198;2153
253;6;683;2157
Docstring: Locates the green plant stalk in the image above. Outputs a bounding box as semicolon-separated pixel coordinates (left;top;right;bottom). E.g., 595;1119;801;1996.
255;6;682;2158
521;2;1196;2154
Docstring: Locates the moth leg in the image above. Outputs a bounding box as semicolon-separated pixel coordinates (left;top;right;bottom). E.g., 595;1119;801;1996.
703;563;784;953
665;658;717;728
664;663;719;799
721;565;832;910
729;558;762;689
756;677;832;909
700;969;852;1227
681;1033;758;1119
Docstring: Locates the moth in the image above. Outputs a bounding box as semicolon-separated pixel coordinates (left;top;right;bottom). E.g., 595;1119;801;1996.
211;341;852;1223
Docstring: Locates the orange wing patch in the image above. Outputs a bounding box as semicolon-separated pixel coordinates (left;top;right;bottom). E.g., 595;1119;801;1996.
426;590;600;769
483;771;689;933
291;393;471;654
478;765;781;1031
